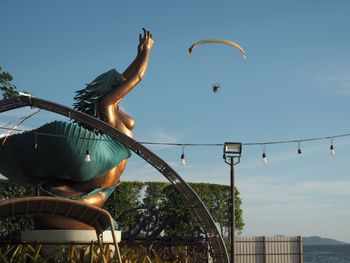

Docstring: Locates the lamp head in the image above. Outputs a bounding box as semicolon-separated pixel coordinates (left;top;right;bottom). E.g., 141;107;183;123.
223;142;242;164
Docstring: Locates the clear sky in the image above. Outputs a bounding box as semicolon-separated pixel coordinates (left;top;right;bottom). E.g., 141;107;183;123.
2;0;350;243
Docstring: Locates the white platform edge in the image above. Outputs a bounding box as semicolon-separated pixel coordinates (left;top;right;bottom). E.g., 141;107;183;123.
21;230;121;243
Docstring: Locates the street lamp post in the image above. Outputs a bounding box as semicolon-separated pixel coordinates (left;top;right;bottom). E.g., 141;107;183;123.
223;142;242;263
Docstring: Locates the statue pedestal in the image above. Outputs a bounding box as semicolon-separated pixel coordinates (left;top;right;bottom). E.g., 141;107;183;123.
20;229;121;243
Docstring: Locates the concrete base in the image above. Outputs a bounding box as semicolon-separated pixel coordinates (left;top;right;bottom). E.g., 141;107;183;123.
20;229;121;244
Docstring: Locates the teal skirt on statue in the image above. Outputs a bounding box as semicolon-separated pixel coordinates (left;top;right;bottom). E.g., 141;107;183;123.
0;121;131;186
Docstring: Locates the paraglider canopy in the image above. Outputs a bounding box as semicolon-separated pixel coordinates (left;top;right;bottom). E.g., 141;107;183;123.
188;39;247;59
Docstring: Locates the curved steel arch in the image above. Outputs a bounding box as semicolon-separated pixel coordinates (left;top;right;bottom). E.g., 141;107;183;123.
0;96;229;262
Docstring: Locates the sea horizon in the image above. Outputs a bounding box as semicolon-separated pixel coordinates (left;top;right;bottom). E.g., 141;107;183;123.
303;244;350;263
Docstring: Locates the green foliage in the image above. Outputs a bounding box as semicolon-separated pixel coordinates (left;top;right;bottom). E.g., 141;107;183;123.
142;182;168;239
190;183;245;235
143;182;167;209
234;187;245;233
104;181;244;240
0;66;18;99
191;183;228;236
159;184;199;239
0;179;244;240
104;181;144;234
0;179;35;200
0;179;36;237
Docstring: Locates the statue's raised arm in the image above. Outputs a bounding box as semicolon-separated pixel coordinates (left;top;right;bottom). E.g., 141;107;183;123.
100;28;154;136
120;29;154;95
74;29;154;138
102;29;153;107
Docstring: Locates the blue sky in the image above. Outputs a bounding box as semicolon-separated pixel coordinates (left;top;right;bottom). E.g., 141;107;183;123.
2;1;350;242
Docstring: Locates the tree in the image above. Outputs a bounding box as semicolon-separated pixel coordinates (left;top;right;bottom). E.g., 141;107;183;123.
103;181;245;240
0;66;18;99
190;183;244;236
142;182;168;239
103;181;144;236
159;184;199;240
0;179;35;237
143;182;167;209
234;187;244;234
0;180;245;240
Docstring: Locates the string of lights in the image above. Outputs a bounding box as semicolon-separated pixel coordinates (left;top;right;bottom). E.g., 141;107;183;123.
1;125;349;146
1;124;349;164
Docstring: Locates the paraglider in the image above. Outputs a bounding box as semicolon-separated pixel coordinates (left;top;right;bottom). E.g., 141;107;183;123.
188;39;247;59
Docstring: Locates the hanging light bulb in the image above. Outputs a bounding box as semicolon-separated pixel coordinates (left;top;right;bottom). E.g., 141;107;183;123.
33;132;38;149
180;153;186;165
261;144;268;164
298;142;302;154
330;139;335;155
262;152;268;164
180;145;186;165
85;149;91;162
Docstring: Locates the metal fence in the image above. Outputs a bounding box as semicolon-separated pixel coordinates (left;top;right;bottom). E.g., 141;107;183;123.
234;236;303;263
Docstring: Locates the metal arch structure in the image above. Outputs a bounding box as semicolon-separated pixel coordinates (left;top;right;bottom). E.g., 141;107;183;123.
0;96;229;263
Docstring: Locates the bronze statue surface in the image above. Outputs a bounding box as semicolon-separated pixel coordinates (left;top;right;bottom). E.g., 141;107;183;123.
0;29;154;229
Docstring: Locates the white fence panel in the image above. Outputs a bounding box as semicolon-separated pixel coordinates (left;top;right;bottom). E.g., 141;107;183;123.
234;236;303;263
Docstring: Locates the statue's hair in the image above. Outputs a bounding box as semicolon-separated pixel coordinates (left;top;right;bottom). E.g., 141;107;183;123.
73;69;124;123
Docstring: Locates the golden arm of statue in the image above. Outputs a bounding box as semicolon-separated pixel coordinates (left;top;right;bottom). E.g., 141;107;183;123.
122;28;151;80
101;29;154;108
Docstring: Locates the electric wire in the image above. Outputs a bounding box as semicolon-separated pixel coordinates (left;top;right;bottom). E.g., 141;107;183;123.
0;124;349;147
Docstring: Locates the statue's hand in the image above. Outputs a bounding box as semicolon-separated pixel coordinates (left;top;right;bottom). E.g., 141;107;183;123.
138;28;154;53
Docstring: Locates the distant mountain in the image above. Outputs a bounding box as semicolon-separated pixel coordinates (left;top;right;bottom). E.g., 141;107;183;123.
303;236;349;245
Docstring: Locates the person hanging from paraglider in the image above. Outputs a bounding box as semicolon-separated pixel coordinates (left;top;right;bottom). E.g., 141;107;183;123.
212;83;220;93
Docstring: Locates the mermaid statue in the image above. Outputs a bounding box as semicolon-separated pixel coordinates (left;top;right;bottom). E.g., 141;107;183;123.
0;29;154;229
